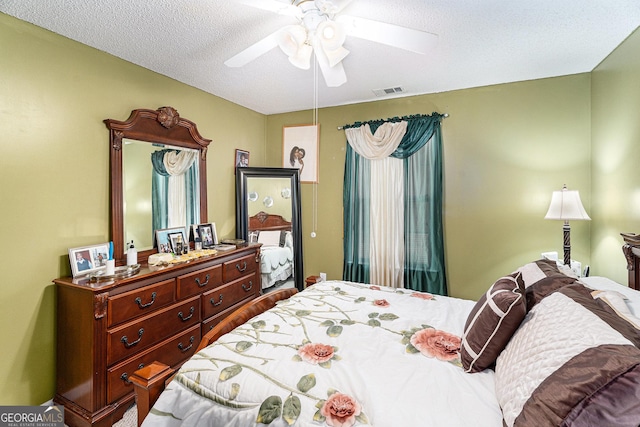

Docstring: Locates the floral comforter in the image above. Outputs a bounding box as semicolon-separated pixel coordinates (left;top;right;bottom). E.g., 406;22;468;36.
142;281;503;427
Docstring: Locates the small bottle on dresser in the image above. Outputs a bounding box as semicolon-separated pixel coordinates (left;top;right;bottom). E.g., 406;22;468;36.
127;240;137;266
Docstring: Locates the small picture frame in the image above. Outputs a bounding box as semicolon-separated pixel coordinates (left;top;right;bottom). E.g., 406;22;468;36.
168;232;186;254
235;149;250;171
190;224;200;242
198;223;218;248
68;243;110;277
155;226;187;254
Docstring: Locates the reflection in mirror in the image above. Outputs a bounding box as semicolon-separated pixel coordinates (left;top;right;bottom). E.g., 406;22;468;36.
122;139;200;251
236;168;303;291
105;107;210;265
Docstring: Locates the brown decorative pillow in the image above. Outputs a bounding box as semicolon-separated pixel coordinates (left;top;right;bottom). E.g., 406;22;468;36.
514;259;579;311
460;272;526;373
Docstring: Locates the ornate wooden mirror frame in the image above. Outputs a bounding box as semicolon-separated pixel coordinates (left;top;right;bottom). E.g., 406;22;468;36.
104;106;211;265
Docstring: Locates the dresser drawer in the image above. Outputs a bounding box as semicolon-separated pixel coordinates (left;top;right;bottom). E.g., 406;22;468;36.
106;324;201;404
108;279;176;327
202;275;258;320
107;296;200;366
176;264;222;300
202;303;247;334
222;252;258;283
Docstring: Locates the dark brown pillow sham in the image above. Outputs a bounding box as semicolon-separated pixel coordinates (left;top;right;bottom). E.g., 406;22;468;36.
460;272;526;373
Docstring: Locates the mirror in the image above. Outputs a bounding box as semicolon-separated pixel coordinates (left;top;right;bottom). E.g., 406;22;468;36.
236;167;304;291
105;106;211;265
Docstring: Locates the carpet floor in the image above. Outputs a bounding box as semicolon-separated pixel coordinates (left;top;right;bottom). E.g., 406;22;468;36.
65;405;136;427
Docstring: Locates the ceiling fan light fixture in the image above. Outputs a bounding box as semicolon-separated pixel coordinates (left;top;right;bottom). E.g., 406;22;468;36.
277;25;307;57
323;45;349;68
276;25;312;69
316;20;345;50
289;43;313;69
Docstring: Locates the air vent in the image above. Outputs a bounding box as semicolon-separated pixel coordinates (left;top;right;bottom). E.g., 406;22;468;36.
372;86;405;97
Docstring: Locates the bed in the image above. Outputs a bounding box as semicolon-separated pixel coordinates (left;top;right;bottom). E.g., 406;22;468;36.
132;240;640;427
248;211;294;290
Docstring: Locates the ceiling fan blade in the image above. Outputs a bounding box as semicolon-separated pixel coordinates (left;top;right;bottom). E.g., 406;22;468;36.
235;0;300;17
224;31;280;67
329;0;354;14
313;45;347;87
336;15;438;55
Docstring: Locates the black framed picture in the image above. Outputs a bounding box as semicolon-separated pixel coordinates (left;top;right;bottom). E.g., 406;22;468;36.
235;149;250;172
198;223;218;248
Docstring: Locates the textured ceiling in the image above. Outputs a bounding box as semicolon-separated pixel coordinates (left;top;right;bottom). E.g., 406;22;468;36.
1;0;639;114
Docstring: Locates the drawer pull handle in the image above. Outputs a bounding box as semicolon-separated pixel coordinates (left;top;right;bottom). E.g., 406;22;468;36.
242;281;253;292
121;372;131;384
120;363;145;385
235;261;247;272
178;306;195;321
135;292;157;308
195;274;210;287
121;328;144;348
178;336;195;353
210;294;224;307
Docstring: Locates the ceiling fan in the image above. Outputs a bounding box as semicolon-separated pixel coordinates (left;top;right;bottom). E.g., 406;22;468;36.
225;0;438;87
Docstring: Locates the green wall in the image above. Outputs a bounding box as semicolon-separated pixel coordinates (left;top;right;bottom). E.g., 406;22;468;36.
1;10;638;407
267;74;592;301
591;28;640;280
0;13;266;405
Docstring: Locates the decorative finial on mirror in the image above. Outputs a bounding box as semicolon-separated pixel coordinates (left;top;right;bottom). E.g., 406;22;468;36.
113;130;124;151
157;106;180;129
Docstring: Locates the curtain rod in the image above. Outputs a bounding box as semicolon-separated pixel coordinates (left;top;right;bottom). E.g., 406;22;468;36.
337;113;449;130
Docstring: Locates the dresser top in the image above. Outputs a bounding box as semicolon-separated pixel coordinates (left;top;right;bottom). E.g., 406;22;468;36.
54;244;261;292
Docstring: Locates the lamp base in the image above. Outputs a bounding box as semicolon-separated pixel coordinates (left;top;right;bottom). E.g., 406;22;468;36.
563;221;571;266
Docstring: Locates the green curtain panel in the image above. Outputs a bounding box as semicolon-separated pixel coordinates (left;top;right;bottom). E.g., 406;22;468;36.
342;113;447;295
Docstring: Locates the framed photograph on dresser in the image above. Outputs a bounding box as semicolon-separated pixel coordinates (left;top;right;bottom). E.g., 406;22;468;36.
155;227;187;254
198;223;218;248
68;243;109;277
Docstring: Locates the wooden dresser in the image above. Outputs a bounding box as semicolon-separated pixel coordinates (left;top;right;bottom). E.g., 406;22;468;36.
53;245;261;427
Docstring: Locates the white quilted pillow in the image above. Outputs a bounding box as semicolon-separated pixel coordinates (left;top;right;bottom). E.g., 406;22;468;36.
495;291;632;427
257;230;281;247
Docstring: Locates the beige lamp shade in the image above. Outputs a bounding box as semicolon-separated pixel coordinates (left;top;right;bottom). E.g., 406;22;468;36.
544;186;590;221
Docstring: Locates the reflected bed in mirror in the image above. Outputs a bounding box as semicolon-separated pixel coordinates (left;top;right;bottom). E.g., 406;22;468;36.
249;211;294;290
105;106;211;265
236;168;304;291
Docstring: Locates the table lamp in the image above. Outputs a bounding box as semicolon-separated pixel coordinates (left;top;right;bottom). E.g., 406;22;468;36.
544;184;590;266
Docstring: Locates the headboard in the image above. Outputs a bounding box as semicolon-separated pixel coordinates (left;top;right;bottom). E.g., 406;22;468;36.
621;232;640;291
249;211;292;232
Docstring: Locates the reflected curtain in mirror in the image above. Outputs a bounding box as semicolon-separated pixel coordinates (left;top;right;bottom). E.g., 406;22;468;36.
151;149;199;232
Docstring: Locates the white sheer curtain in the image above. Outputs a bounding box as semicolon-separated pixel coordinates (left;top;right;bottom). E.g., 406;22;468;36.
163;150;197;228
345;121;407;288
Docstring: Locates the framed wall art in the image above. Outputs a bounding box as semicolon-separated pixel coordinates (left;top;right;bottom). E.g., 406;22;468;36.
235;149;250;171
283;124;319;183
68;243;110;277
